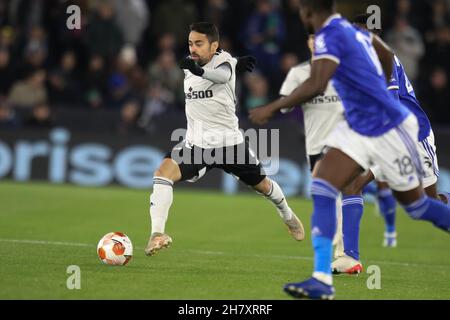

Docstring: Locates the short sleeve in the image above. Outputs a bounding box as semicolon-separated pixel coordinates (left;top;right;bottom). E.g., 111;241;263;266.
312;28;342;65
388;57;400;100
279;67;308;96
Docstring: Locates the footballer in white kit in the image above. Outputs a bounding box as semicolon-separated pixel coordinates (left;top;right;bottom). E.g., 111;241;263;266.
279;57;344;170
144;22;305;256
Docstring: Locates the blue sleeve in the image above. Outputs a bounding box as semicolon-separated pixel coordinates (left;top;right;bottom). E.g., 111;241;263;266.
387;58;400;101
312;27;342;65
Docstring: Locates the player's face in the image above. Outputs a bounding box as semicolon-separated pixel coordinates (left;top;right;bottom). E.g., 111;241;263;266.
188;31;218;65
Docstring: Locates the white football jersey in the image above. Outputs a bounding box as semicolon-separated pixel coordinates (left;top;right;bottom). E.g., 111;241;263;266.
184;50;243;148
279;62;344;156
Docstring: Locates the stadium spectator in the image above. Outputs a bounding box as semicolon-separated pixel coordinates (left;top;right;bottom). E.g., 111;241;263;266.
117;99;143;135
0;46;14;97
150;0;198;51
24;102;53;128
112;0;149;47
244;72;270;111
282;0;310;61
138;83;175;133
242;0;286;77
84;0;124;62
0;98;19;129
8;67;47;109
83;54;108;109
386;17;425;83
48;50;81;106
148;50;184;105
421;66;450;124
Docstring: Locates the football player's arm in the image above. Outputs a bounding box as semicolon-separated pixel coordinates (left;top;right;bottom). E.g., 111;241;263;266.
249;59;337;124
372;35;394;83
202;63;232;84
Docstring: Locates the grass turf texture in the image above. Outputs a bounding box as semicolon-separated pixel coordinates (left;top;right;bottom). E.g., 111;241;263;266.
1;181;449;300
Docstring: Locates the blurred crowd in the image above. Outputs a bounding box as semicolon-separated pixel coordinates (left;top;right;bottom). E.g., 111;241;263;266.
0;0;449;134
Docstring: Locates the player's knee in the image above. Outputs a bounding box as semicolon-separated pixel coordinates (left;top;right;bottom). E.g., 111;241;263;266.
342;183;363;196
253;177;271;195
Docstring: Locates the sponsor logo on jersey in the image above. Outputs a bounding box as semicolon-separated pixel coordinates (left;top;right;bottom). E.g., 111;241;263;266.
185;87;213;99
309;95;341;104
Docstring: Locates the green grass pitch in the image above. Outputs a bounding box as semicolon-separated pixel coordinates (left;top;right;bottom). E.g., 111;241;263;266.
1;181;449;300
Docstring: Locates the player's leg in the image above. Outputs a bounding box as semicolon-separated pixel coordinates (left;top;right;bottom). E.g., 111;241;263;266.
284;147;364;299
375;116;450;233
332;172;372;274
376;181;398;247
145;158;181;256
222;142;305;241
252;177;305;241
146;145;208;256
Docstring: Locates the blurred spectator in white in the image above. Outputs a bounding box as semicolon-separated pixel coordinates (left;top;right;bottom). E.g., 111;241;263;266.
0;46;14;97
386;17;425;82
8;67;47;109
244;72;269;111
85;0;123;61
243;0;285;77
148;50;184;104
0;98;19;129
112;0;149;46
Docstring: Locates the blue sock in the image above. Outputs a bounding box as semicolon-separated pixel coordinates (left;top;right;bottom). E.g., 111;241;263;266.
342;195;363;261
311;179;339;275
377;188;397;233
362;182;377;196
404;196;450;232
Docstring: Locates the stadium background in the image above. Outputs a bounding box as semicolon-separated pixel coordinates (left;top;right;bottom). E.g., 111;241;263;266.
1;0;450;195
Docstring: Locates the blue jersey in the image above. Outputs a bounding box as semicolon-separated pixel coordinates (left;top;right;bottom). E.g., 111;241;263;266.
313;14;410;136
388;56;431;141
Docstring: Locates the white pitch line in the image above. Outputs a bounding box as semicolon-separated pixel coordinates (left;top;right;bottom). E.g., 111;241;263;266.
0;238;448;269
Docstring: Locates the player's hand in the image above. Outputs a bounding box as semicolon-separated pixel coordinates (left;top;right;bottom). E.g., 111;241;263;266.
236;55;256;74
249;104;275;125
179;57;204;76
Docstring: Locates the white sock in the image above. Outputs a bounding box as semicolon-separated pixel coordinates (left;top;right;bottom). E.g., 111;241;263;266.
150;176;174;234
312;272;333;286
265;179;293;221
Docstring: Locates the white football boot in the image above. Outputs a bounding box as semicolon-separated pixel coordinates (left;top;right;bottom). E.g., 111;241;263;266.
332;254;363;274
284;213;305;241
145;232;172;256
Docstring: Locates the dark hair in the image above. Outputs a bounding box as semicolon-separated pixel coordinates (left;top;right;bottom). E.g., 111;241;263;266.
352;13;382;35
189;22;219;43
299;0;335;12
